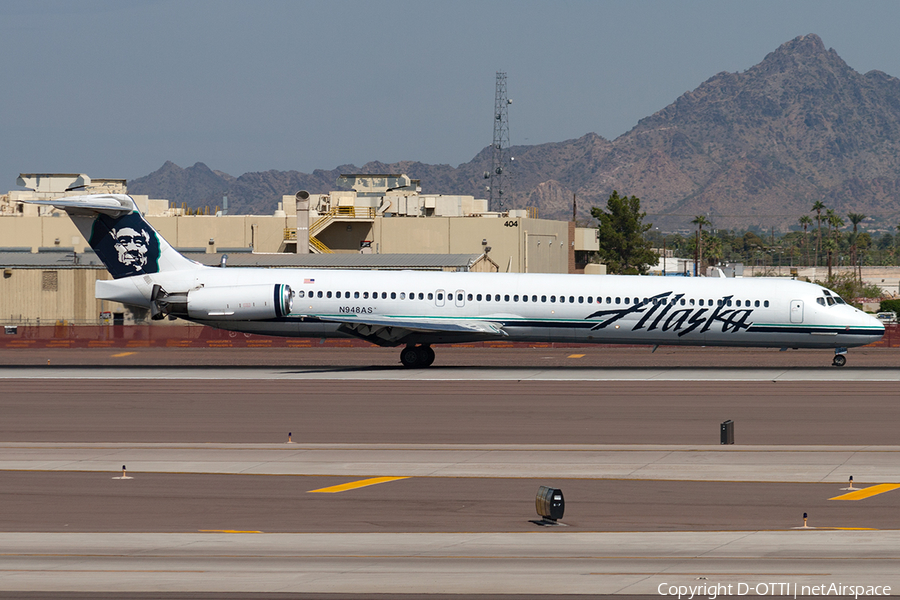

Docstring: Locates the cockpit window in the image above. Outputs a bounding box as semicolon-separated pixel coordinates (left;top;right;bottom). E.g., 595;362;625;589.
817;298;826;306
835;296;846;305
826;297;836;306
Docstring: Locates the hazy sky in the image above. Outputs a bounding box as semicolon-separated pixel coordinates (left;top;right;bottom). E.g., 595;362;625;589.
4;0;900;183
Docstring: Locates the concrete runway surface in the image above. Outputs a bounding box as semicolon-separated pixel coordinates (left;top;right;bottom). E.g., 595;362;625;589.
1;347;899;596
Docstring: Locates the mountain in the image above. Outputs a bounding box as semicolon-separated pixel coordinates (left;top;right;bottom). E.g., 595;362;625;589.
129;35;900;230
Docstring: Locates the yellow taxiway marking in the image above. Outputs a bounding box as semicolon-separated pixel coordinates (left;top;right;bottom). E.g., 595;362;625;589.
830;483;900;501
111;352;137;358
198;530;262;533
567;354;585;358
308;476;409;494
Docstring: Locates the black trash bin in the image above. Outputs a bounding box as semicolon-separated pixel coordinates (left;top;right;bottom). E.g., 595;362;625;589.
535;486;565;521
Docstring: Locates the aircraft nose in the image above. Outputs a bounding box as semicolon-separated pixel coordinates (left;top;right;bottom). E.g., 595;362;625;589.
863;311;885;333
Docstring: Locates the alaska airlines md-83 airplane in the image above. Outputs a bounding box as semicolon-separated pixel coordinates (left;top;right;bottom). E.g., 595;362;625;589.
28;194;884;367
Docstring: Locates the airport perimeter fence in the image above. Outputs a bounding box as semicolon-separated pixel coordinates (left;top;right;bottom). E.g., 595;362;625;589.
1;324;898;349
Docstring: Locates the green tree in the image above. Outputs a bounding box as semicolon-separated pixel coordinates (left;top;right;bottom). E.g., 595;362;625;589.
590;191;657;275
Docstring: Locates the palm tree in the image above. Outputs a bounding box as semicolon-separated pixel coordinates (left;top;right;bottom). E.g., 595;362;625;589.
825;211;845;279
691;215;712;276
847;212;866;282
798;215;813;266
823;236;838;279
811;200;826;267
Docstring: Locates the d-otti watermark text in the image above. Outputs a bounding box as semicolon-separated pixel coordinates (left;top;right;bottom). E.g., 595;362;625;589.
658;582;892;599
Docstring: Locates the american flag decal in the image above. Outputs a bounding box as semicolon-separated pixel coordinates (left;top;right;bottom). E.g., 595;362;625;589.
304;278;315;284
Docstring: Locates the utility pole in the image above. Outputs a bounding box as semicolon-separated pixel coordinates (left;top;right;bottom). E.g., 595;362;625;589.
486;72;511;213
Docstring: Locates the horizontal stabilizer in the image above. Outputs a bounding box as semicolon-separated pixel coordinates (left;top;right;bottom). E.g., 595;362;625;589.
24;195;134;215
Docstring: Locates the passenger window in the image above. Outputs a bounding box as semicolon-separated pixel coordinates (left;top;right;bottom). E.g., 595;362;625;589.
570;296;576;303
578;297;584;304
587;296;592;303
468;293;473;301
514;295;519;302
625;298;630;304
504;295;510;302
764;300;769;307
476;294;482;301
354;291;359;299
428;293;433;300
560;296;565;303
437;293;443;301
418;293;424;300
485;294;490;302
680;299;686;306
335;291;341;299
390;292;396;299
541;295;547;302
523;295;528;303
531;295;536;302
382;292;387;299
363;292;369;299
606;297;612;304
326;291;332;298
699;299;704;306
754;300;759;307
495;295;501;302
399;292;406;300
297;290;305;298
550;296;556;302
615;297;621;304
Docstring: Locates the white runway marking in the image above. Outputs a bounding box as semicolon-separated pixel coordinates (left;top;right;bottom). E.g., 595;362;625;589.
2;366;899;381
4;442;900;483
3;531;900;594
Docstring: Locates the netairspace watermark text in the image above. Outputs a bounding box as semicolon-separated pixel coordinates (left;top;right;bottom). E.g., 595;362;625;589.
658;582;892;599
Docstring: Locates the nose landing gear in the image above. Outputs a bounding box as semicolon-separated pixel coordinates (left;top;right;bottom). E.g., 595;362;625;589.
400;344;435;368
832;347;848;367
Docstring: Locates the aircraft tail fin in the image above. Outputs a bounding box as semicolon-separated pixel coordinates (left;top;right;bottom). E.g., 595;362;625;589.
24;194;205;279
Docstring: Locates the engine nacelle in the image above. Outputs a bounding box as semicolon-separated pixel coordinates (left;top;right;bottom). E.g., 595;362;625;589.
155;284;293;321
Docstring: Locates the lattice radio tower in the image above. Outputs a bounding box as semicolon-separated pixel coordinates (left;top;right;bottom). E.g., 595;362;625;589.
487;72;511;212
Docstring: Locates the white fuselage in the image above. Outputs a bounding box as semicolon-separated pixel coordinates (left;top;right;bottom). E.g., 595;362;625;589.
99;267;885;349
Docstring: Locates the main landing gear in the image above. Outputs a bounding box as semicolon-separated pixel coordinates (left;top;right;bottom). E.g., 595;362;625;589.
832;347;848;367
400;344;435;368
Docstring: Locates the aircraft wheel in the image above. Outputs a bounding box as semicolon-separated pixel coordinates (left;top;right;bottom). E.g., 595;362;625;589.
422;345;435;366
832;354;847;367
400;346;421;368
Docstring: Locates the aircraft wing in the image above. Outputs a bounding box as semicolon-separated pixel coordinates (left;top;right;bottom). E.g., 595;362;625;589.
302;313;508;345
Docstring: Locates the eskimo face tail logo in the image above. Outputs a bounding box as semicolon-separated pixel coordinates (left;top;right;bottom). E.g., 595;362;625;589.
89;212;161;278
111;226;151;270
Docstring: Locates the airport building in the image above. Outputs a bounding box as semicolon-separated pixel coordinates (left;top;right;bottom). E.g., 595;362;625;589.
1;173;602;325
